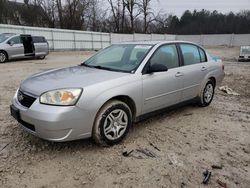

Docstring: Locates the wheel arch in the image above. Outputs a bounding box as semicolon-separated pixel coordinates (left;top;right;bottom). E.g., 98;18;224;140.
92;95;137;145
208;76;216;87
106;95;137;122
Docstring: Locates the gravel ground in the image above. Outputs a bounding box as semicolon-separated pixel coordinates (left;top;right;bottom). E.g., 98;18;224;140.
0;47;249;188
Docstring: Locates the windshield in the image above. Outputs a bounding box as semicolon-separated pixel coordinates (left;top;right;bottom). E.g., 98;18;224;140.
241;46;250;55
0;33;15;43
84;44;153;73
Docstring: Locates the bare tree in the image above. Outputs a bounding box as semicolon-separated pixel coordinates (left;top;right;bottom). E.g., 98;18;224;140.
85;0;108;31
138;0;154;33
56;0;63;28
107;0;123;32
39;0;57;27
63;0;90;29
121;0;126;32
124;0;140;33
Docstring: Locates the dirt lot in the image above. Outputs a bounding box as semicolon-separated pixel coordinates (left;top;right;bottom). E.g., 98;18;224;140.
0;47;249;188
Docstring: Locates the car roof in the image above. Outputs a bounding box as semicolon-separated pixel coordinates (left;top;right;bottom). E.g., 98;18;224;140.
114;40;200;46
1;33;44;38
114;40;205;50
0;33;16;36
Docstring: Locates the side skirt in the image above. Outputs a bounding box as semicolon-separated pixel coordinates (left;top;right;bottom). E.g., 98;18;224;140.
135;97;199;123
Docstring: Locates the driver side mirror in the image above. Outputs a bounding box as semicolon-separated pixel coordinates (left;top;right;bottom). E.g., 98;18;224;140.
8;41;15;46
147;63;168;74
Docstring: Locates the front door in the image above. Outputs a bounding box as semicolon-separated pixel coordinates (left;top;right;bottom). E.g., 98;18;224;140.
6;36;24;59
142;44;183;114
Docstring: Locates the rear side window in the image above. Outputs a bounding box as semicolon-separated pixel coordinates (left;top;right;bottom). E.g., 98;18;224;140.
150;44;179;69
199;48;207;62
180;44;201;65
32;36;46;43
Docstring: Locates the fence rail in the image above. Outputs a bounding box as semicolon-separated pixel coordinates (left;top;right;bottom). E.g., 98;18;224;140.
1;24;250;51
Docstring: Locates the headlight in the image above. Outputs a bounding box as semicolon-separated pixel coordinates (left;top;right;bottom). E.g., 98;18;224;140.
40;88;82;106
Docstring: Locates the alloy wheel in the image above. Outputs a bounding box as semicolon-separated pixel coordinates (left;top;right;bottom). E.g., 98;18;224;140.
103;109;128;140
0;52;6;63
204;83;214;103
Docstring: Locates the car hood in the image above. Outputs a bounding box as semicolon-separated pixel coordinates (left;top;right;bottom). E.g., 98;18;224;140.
20;66;129;96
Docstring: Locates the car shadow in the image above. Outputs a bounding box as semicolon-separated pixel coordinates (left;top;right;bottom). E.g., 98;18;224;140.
21;100;198;153
2;57;47;64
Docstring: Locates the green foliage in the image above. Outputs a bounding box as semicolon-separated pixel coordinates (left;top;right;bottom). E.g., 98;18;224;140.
166;9;250;34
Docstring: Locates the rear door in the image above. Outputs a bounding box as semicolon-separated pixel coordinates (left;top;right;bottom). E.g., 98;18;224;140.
177;43;208;101
142;44;183;113
6;36;24;59
33;36;48;56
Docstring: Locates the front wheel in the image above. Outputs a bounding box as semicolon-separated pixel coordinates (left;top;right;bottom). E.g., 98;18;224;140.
0;51;7;63
198;80;215;107
92;100;132;146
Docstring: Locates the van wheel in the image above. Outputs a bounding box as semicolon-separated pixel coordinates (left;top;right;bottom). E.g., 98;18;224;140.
198;80;215;107
38;56;45;60
92;100;132;146
0;51;7;63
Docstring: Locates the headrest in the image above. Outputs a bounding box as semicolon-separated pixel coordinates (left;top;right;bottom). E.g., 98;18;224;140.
136;51;146;60
183;52;194;65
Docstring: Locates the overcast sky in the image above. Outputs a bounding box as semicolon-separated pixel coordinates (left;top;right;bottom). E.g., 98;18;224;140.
14;0;250;17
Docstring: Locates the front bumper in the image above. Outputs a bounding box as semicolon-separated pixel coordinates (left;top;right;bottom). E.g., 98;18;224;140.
238;56;250;62
10;91;94;142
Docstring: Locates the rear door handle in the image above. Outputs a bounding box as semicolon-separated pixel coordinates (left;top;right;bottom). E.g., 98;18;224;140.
175;72;184;77
201;66;207;71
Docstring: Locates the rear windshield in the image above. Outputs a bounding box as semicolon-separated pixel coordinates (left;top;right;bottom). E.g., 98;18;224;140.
0;33;15;43
32;36;46;43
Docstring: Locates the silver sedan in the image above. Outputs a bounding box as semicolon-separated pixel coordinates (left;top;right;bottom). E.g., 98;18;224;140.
10;41;225;145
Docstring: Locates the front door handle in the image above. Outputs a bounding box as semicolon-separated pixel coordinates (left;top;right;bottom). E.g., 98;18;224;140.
175;72;184;77
201;66;207;71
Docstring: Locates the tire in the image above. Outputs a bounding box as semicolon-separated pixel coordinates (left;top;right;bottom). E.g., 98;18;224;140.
198;80;215;107
92;100;132;146
38;56;45;60
0;51;7;63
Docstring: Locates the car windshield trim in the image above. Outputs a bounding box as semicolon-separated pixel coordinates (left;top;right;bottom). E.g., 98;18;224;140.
82;44;154;73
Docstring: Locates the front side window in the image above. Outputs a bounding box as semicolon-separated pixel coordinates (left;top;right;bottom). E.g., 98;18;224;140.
180;44;201;65
150;44;179;69
0;33;15;43
8;36;21;44
84;44;152;72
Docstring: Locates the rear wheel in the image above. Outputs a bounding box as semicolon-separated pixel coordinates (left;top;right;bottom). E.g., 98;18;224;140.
198;80;215;107
92;100;132;146
38;55;45;60
0;51;7;63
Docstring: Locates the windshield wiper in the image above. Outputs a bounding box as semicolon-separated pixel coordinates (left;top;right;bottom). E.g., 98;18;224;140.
91;65;113;71
81;63;130;73
81;63;113;71
80;62;89;66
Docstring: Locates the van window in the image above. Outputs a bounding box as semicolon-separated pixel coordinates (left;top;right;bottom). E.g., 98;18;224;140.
8;36;21;44
32;36;46;43
180;44;201;65
150;44;179;69
0;33;15;43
